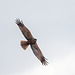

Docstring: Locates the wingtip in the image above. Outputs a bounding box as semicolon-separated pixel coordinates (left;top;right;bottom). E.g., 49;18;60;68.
41;56;48;66
15;18;24;27
42;60;48;66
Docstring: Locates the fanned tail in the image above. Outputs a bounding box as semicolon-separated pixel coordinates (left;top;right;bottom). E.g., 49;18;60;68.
20;40;29;50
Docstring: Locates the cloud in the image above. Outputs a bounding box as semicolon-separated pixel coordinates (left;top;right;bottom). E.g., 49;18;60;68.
11;53;75;75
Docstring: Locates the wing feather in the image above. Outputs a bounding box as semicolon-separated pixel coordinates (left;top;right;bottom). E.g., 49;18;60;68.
31;43;48;65
15;19;34;40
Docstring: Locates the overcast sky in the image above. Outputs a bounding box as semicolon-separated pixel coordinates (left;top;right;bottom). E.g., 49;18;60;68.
0;0;75;75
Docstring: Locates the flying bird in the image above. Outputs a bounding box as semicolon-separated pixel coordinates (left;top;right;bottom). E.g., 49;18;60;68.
15;19;48;65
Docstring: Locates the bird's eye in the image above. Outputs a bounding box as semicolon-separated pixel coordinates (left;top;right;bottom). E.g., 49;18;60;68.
35;39;37;41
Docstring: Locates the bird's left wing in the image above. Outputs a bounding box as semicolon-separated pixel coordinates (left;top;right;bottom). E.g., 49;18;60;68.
15;19;34;40
30;43;48;65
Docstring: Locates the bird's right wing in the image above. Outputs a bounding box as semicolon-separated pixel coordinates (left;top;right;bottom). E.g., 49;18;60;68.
15;19;34;40
30;43;48;65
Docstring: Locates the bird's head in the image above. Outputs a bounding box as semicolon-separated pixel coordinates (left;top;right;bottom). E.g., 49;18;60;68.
28;38;37;44
34;38;37;41
32;38;37;44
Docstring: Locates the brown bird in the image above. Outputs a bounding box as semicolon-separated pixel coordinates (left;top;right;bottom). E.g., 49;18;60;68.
15;19;48;65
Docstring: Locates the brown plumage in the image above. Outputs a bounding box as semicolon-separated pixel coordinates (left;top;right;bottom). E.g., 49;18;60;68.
15;19;48;65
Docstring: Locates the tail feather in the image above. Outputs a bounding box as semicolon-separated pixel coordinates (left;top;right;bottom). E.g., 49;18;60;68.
20;40;29;50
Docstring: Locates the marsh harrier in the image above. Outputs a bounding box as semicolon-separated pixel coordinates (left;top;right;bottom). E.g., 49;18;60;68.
15;19;48;65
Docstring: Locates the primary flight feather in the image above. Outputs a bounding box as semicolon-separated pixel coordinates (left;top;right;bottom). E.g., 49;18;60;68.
15;19;48;65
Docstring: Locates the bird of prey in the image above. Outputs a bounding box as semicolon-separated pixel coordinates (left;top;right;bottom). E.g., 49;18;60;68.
15;19;48;65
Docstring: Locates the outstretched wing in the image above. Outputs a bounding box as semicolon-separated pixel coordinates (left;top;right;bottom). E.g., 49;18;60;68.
30;43;48;65
15;19;34;40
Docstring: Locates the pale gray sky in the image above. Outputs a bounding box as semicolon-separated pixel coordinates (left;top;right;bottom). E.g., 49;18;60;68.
0;0;75;75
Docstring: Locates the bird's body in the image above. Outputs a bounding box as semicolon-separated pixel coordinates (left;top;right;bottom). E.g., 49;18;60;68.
16;19;48;65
